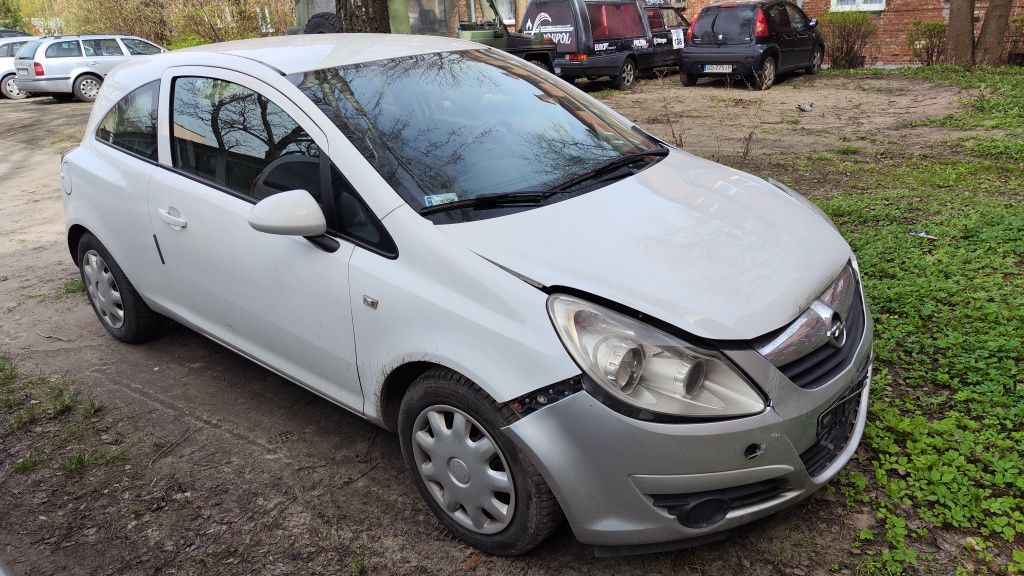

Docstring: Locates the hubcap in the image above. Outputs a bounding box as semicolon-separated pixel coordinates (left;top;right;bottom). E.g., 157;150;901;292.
761;60;775;87
5;77;20;97
81;250;124;329
623;63;635;85
412;405;515;534
80;78;100;100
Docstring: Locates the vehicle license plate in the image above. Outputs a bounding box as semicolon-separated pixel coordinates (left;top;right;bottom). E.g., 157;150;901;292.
703;64;733;73
16;68;27;77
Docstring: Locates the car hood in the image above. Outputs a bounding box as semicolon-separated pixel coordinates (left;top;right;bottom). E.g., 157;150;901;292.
438;151;852;340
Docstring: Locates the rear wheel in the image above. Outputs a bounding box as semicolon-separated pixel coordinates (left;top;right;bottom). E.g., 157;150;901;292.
527;58;552;73
1;74;26;99
305;11;341;33
73;75;102;101
681;73;698;86
612;58;637;90
78;233;161;343
398;368;562;555
806;46;823;75
753;55;776;90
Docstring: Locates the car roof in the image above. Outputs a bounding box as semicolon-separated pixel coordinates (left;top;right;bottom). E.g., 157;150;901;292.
36;35;150;41
176;34;482;75
707;0;766;6
0;36;35;43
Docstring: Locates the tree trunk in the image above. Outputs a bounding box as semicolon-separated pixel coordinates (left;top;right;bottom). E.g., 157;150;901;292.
975;0;1012;64
336;0;392;32
947;0;976;65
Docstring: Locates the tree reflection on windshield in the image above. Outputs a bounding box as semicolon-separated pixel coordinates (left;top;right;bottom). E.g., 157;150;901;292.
298;49;658;210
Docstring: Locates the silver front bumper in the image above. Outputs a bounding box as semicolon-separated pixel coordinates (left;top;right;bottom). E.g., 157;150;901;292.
504;310;873;548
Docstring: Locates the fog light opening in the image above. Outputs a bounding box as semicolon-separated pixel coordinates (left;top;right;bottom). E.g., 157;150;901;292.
679;497;730;529
744;443;763;460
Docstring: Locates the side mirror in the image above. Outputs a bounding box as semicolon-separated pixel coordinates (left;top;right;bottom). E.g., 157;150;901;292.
248;189;327;237
808;18;817;28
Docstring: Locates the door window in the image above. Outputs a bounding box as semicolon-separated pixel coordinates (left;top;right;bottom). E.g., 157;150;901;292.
171;76;321;199
785;4;807;30
83;39;125;57
121;38;162;55
44;40;82;58
586;2;646;40
0;41;25;57
765;4;791;31
645;7;685;30
96;80;159;160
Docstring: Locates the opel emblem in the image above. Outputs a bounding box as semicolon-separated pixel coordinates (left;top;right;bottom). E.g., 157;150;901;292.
827;313;847;349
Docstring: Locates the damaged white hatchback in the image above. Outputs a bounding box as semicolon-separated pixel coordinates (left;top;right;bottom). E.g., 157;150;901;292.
61;34;873;555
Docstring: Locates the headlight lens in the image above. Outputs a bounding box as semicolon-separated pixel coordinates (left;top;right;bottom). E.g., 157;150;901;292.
547;295;766;418
767;177;838;231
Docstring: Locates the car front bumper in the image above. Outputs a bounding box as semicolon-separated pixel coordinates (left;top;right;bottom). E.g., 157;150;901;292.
13;77;72;94
504;308;873;549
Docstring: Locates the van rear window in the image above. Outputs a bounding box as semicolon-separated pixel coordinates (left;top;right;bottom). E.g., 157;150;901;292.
586;2;646;40
692;5;755;44
521;0;579;52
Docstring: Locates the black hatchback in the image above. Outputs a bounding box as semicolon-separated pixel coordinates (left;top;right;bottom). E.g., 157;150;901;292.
679;0;823;89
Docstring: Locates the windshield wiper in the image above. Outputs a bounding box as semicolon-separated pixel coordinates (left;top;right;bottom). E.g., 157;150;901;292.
542;148;669;198
418;148;669;215
419;191;547;215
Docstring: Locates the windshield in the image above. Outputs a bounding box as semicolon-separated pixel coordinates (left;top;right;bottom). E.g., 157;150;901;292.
692;6;755;45
15;40;40;59
296;49;659;213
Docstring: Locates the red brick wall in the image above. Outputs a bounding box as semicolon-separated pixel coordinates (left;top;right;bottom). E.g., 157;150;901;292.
681;0;1024;64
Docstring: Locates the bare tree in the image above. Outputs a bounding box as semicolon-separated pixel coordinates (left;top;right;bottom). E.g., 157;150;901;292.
975;0;1013;64
947;0;976;64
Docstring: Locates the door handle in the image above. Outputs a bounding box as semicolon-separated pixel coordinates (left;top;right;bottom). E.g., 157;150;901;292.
158;207;187;229
87;60;99;65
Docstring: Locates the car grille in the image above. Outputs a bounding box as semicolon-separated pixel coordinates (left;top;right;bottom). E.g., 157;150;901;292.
777;282;866;389
799;370;867;478
651;478;791;528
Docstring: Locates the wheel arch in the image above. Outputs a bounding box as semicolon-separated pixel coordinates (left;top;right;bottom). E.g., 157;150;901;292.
378;360;483;431
68;223;90;266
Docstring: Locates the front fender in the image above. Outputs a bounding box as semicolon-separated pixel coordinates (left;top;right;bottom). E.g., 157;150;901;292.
350;205;580;422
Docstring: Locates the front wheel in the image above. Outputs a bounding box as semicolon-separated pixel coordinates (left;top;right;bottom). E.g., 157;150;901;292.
78;233;162;343
806;46;823;75
1;74;26;99
73;75;102;101
305;11;341;33
681;73;699;86
398;368;562;555
612;58;637;90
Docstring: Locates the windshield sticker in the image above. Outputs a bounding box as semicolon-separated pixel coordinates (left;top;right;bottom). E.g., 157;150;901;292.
671;27;685;48
423;193;459;207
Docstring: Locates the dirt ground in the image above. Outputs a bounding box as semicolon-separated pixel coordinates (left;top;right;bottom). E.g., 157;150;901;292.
0;74;967;576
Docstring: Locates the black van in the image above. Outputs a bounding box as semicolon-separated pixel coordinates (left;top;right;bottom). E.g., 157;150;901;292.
520;0;689;89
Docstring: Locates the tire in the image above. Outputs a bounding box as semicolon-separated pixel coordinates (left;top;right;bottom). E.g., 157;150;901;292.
806;45;823;75
305;11;341;34
526;58;552;73
1;74;26;99
753;55;776;90
398;368;562;555
72;75;102;102
77;233;161;343
681;73;698;86
611;58;637;90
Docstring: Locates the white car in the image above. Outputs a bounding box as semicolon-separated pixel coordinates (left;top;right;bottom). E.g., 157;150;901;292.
0;35;35;99
61;34;873;555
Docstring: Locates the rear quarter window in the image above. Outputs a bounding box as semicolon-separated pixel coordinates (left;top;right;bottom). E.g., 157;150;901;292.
96;81;159;160
586;2;646;40
45;40;83;58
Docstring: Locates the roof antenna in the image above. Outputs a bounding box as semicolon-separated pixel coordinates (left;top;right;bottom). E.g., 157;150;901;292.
201;7;224;43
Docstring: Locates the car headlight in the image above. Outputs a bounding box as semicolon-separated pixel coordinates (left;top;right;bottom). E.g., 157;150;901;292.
767;177;838;231
547;295;766;418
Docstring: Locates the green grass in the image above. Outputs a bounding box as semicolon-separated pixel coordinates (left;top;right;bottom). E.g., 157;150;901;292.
835;145;861;156
60;446;127;476
803;66;1024;573
12;452;43;473
61;279;84;294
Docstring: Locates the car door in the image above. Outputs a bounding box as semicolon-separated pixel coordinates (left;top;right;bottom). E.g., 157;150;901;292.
643;4;676;66
763;3;794;68
81;38;129;76
149;66;364;410
784;3;815;66
40;39;82;81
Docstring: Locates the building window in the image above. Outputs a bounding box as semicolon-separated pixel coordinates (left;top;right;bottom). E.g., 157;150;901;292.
830;0;884;12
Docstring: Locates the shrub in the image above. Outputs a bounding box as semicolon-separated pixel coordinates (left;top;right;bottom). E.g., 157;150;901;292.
907;20;947;66
1009;16;1024;66
819;11;878;69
